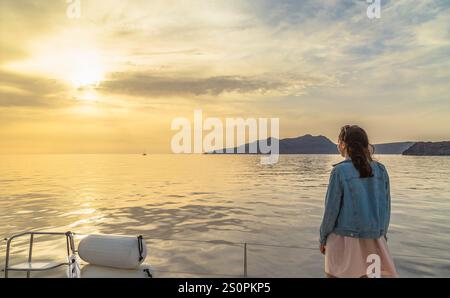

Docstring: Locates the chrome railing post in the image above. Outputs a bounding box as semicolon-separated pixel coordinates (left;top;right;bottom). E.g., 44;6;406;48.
4;237;10;278
243;242;247;278
26;233;34;278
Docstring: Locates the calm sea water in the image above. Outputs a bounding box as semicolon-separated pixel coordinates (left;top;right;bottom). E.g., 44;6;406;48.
1;154;449;277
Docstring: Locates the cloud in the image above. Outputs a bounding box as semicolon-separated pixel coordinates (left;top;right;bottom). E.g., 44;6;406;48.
0;70;68;107
0;0;68;63
100;71;337;98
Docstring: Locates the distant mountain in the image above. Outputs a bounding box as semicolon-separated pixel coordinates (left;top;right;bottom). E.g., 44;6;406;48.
374;142;415;154
208;134;422;155
209;134;337;154
402;142;450;156
278;134;338;154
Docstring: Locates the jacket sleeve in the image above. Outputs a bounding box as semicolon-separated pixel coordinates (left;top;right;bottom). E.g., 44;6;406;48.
384;169;391;241
319;168;343;245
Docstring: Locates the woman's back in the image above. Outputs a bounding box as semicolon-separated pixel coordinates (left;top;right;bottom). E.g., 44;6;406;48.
319;125;397;278
331;160;390;239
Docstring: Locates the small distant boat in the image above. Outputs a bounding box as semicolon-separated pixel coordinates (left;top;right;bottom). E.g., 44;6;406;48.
142;153;147;156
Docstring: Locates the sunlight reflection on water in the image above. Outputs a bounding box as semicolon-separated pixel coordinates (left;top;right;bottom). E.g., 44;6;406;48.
0;154;449;277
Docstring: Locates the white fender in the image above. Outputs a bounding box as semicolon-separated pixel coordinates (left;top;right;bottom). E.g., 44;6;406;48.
78;234;147;269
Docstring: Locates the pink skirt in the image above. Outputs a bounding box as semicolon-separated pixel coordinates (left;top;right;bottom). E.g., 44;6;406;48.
325;233;398;278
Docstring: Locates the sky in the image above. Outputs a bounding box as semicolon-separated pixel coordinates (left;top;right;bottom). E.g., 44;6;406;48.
0;0;449;153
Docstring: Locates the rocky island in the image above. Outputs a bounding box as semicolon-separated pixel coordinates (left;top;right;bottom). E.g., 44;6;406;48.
402;142;450;156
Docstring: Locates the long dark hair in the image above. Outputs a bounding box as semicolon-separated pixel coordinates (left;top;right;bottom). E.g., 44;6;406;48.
339;125;374;178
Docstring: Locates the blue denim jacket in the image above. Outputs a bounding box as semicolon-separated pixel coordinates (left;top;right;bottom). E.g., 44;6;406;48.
319;160;391;245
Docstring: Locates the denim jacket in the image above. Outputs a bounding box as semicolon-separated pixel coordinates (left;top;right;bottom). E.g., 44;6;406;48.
319;160;391;245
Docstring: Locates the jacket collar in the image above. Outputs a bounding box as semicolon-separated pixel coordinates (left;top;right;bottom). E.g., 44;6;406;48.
332;159;352;167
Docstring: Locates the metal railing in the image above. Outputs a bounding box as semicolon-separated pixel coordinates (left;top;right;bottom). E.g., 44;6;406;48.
74;235;450;277
2;231;76;278
74;234;318;277
2;231;450;278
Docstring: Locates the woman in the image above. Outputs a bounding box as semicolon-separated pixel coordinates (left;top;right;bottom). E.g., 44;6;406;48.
319;125;398;278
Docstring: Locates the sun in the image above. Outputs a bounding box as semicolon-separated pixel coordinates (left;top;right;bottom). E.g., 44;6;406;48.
71;66;104;89
5;47;106;89
1;33;107;103
69;53;105;89
65;51;105;102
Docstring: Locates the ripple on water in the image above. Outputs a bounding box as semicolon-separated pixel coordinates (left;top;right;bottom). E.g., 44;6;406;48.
0;154;449;277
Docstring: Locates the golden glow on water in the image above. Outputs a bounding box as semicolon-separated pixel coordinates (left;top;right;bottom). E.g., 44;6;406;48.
1;155;450;277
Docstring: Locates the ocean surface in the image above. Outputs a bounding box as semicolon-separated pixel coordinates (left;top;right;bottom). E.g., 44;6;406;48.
1;154;449;278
